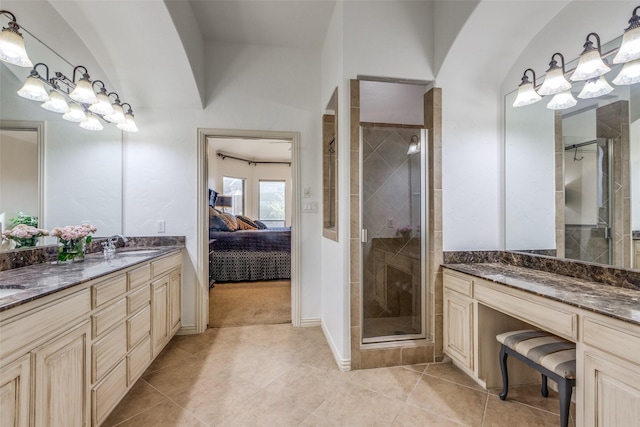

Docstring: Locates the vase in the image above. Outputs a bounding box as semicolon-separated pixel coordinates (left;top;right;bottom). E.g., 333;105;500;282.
58;238;86;263
14;236;38;248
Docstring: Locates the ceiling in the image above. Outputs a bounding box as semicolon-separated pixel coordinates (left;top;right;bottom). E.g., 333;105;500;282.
188;0;336;49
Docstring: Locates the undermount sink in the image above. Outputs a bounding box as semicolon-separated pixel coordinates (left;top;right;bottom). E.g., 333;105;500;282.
117;249;160;256
0;286;27;298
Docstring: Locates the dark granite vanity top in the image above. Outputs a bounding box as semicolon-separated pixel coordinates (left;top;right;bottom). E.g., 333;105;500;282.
444;263;640;326
0;247;181;312
633;230;640;240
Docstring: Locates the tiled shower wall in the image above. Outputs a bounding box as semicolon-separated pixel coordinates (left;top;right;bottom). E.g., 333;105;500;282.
349;80;443;369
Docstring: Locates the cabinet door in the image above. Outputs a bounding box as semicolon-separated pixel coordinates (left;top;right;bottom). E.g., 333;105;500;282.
582;349;640;427
34;321;90;427
0;354;30;427
443;290;474;370
151;276;170;357
169;269;181;335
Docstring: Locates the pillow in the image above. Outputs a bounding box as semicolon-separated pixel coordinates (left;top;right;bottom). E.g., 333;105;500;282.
209;210;238;231
254;220;268;229
237;220;257;230
208;189;219;207
236;215;259;229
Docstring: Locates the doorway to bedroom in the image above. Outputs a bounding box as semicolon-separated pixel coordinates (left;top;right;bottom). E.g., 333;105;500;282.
206;134;294;328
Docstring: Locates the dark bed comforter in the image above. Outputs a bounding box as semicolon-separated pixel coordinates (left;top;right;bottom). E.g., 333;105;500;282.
208;228;290;252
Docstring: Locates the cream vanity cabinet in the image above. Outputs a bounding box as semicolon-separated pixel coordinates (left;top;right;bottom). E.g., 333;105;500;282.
634;240;640;269
443;270;474;371
0;250;182;427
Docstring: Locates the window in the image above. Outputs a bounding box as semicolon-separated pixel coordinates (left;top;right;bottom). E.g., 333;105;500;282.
259;180;286;227
222;176;245;216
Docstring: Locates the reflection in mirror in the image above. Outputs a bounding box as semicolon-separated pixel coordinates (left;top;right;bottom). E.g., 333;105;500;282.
323;87;338;241
0;20;123;251
505;35;639;270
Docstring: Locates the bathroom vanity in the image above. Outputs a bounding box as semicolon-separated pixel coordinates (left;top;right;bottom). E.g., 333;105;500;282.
443;263;640;427
0;248;182;427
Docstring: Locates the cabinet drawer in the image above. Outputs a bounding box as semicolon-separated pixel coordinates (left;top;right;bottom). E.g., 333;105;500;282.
128;305;151;349
0;289;91;360
128;264;151;290
127;285;150;314
127;336;151;386
583;316;640;365
92;323;127;382
474;283;577;340
151;253;181;278
93;298;126;338
444;270;473;297
92;359;127;426
92;275;127;308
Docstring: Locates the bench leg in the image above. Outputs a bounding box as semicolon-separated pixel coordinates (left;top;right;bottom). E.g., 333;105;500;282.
558;380;572;427
498;345;509;401
541;374;549;398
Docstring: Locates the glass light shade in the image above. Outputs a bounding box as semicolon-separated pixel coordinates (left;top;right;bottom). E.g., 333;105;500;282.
104;103;125;124
612;58;640;85
117;112;139;132
88;91;115;115
62;103;88;123
69;78;98;104
571;49;611;81
613;25;640;64
17;76;50;101
0;27;32;67
538;66;571;96
577;76;614;99
513;81;541;107
41;90;70;113
546;90;577;110
79;113;103;131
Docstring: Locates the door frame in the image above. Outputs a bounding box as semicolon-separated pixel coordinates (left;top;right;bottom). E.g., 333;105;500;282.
196;128;301;333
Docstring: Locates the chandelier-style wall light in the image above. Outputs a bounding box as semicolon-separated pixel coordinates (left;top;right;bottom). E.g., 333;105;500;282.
0;10;138;132
513;5;640;110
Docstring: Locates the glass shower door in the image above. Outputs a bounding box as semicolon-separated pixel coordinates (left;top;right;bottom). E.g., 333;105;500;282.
361;126;426;343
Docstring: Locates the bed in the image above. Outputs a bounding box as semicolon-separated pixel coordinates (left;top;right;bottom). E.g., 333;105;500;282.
209;227;291;283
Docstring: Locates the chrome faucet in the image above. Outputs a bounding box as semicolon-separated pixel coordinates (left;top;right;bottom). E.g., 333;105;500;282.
102;235;128;259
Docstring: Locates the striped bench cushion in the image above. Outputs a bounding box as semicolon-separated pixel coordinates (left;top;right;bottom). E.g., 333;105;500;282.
496;329;576;380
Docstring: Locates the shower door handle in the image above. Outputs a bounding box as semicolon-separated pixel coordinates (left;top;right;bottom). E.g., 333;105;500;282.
361;229;368;243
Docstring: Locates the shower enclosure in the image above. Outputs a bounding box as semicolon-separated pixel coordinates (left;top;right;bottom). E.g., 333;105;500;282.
360;126;427;342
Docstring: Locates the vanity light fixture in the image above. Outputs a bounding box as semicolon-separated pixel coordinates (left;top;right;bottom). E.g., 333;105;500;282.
538;53;572;96
578;75;614;99
79;112;104;131
513;68;542;107
41;90;70;113
68;65;99;105
613;6;640;64
0;10;32;67
62;102;88;123
407;134;420;154
17;63;50;102
88;81;115;116
571;33;611;81
116;103;139;132
612;57;640;85
103;92;126;124
546;89;577;110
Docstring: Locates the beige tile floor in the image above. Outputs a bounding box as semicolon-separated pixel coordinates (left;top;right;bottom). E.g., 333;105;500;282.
104;324;575;426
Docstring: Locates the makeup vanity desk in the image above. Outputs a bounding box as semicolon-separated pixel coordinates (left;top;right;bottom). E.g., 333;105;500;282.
442;263;640;427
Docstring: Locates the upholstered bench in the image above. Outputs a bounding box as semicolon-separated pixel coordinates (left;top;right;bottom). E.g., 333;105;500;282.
496;329;576;427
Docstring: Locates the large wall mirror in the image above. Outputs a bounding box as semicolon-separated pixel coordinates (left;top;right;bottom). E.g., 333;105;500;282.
0;22;123;251
322;87;338;241
505;34;639;270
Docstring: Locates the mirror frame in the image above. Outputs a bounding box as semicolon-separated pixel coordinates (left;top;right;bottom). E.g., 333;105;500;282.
323;87;339;241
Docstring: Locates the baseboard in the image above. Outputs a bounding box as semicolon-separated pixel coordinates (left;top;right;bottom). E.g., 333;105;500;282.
321;319;351;371
300;317;321;327
177;325;198;335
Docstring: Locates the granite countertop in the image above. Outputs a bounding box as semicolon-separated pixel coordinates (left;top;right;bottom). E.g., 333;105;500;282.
634;230;640;240
443;262;640;326
0;247;181;313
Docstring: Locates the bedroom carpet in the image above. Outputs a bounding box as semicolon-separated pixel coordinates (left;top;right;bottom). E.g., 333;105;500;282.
209;280;291;327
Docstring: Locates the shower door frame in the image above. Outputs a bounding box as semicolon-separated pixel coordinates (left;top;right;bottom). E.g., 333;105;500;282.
360;127;428;345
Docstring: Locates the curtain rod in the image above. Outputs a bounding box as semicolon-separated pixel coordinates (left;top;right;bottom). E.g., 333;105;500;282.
216;151;291;166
